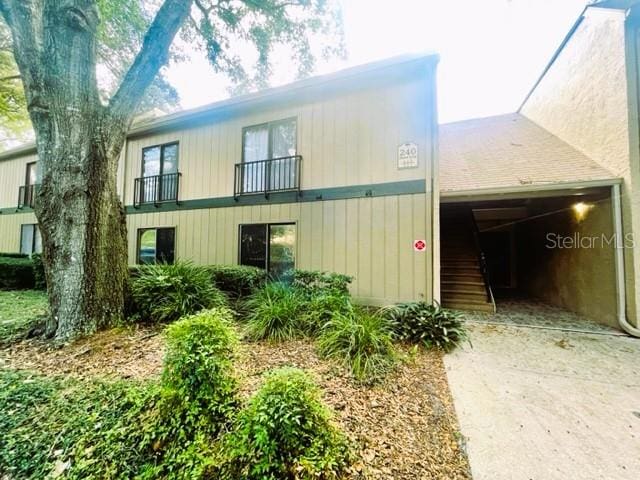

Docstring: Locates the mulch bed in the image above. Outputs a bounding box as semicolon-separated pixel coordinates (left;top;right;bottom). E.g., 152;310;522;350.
0;327;471;480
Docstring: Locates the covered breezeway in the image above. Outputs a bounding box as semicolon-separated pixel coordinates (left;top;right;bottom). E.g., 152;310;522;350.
439;183;622;330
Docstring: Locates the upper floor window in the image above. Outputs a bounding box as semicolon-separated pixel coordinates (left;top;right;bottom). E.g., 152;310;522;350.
20;224;42;255
242;118;297;163
239;119;298;194
18;162;37;209
135;142;180;205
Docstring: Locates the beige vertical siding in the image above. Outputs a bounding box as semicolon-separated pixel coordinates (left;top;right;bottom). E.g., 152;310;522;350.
123;76;431;205
0;212;38;252
0;154;37;209
126;194;430;305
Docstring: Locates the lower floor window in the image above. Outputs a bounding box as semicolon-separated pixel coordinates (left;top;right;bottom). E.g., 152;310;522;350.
137;227;175;264
20;224;42;255
239;223;296;277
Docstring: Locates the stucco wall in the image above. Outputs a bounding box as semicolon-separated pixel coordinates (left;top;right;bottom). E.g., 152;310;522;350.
518;197;617;328
521;7;639;326
126;194;432;306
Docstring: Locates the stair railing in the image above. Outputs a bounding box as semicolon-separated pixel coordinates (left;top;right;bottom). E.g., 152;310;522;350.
468;208;496;312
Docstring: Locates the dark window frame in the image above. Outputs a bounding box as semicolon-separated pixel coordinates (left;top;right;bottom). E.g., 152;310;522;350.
25;161;37;186
19;223;41;256
140;141;180;178
241;117;298;163
136;227;176;264
237;222;297;273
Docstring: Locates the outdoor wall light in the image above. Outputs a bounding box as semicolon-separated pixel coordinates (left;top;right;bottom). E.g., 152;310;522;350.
572;202;593;221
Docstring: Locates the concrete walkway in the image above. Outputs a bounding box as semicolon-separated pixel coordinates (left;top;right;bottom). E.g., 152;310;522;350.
445;323;640;480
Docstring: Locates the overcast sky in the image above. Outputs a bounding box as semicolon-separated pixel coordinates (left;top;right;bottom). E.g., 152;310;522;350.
165;0;590;123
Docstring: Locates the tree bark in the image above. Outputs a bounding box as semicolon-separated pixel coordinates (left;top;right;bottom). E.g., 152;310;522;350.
1;0;193;341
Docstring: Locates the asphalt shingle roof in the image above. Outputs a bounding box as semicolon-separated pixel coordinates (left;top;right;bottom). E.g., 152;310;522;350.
439;113;617;193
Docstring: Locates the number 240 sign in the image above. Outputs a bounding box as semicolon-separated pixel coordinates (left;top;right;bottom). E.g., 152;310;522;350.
398;142;418;169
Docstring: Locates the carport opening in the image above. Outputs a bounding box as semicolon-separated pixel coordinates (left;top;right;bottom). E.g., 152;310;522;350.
440;188;618;329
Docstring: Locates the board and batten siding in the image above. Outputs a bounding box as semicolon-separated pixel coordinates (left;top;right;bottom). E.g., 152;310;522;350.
127;194;431;305
0;154;36;209
122;76;431;205
0;212;37;252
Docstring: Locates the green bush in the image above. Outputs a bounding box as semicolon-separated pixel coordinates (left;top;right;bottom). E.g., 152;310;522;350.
131;261;228;323
161;308;239;430
300;290;354;335
317;308;396;383
0;256;35;290
207;265;267;298
30;254;46;290
288;270;352;296
382;302;469;352
243;282;306;341
0;252;28;258
216;367;352;480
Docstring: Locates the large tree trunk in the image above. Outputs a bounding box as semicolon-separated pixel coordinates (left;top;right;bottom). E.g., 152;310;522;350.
36;138;129;341
1;0;194;341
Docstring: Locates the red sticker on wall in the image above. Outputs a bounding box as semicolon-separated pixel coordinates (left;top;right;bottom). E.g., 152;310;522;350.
413;239;426;252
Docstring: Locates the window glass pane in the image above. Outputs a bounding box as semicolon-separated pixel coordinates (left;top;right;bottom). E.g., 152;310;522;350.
240;224;267;269
26;162;37;185
269;224;295;277
242;126;269;193
156;228;175;264
34;226;42;254
270;119;297;157
162;144;178;174
20;225;34;255
138;229;157;264
142;146;161;177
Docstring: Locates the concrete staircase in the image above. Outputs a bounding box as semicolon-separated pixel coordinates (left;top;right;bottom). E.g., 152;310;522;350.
440;213;495;313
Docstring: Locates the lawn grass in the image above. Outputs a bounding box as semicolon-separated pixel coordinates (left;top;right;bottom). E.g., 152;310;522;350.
0;290;48;344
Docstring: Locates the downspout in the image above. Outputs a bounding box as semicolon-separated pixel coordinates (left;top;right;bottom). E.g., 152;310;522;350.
612;183;640;337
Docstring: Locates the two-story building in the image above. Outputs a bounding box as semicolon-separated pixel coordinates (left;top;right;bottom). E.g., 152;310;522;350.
0;54;440;306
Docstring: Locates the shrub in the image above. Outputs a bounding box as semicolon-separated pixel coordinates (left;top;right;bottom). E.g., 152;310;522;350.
0;256;35;290
131;261;228;323
317;308;396;383
161;307;239;429
382;301;469;352
243;282;306;341
300;290;354;335
289;270;352;296
0;252;28;258
207;265;267;298
216;367;352;480
30;254;46;290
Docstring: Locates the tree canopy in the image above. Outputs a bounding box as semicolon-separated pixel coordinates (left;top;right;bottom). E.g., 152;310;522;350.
0;0;344;149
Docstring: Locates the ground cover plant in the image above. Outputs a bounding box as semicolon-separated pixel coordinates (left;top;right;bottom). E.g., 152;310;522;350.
382;301;470;351
131;261;228;323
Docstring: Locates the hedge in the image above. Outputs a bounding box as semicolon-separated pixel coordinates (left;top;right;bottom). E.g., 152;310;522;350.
0;257;35;289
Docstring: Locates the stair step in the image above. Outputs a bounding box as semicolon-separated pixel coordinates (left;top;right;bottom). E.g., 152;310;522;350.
442;301;495;313
442;290;489;302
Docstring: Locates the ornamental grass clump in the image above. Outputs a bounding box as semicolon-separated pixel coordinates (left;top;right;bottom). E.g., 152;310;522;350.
317;308;396;383
381;301;470;352
215;367;352;480
243;282;306;341
131;261;228;323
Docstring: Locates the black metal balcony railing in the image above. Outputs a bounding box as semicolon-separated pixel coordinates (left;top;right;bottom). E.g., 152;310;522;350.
133;172;181;207
234;155;302;198
17;184;36;209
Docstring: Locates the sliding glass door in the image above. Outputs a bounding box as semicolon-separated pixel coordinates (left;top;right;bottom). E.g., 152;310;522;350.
239;223;296;276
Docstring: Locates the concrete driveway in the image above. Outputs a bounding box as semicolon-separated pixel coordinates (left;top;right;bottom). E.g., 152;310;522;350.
445;323;640;480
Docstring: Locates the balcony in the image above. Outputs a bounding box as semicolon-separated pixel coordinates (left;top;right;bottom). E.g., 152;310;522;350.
234;155;302;198
133;172;181;208
17;184;36;209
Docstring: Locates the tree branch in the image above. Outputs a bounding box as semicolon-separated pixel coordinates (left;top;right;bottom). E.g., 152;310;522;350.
109;0;194;122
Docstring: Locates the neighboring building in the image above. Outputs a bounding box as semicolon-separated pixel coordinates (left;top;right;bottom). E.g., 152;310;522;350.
0;54;440;306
